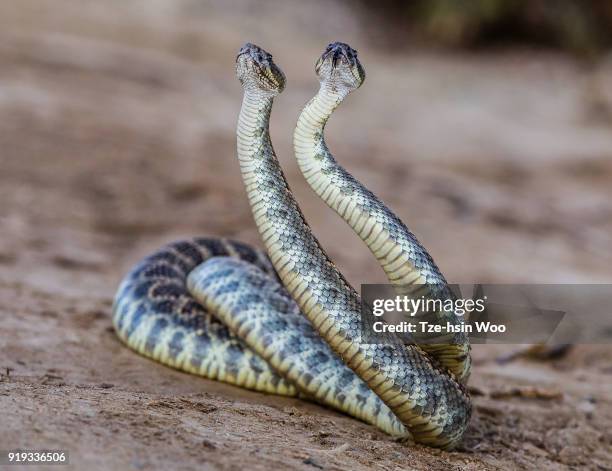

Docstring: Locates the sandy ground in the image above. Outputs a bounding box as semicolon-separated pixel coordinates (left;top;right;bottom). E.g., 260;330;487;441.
1;1;612;470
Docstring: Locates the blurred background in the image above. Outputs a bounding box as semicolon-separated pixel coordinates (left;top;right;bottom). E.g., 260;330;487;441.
355;0;612;56
1;1;611;470
1;0;611;292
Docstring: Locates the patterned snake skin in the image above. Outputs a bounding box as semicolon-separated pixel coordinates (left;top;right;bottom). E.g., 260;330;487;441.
113;42;471;449
294;43;472;384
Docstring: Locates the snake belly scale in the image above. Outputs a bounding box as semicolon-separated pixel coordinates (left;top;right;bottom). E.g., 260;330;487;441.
112;42;471;449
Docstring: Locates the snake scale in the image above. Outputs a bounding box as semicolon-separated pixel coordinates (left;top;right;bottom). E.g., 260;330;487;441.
113;42;471;449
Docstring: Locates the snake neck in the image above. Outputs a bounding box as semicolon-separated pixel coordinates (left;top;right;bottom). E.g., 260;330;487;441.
236;89;412;347
236;89;358;326
293;85;471;383
294;84;429;286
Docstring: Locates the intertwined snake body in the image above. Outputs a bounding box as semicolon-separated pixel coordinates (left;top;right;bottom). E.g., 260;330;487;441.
112;43;471;449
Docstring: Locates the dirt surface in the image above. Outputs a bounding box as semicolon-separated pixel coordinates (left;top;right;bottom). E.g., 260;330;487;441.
1;1;612;470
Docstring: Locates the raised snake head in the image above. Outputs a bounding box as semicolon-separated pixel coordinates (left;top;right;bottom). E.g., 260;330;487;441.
315;42;366;93
236;43;286;96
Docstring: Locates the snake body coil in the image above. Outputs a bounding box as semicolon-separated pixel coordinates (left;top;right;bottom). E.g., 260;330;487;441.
113;43;471;449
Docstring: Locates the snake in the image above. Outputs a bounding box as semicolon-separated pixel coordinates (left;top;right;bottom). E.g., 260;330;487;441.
112;42;471;449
